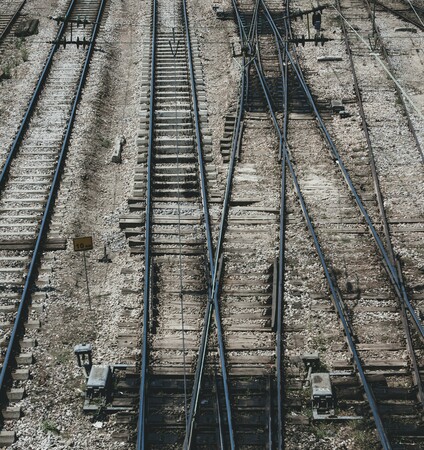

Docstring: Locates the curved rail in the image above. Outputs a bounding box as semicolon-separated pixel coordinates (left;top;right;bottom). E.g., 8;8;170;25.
0;0;77;190
0;0;107;401
0;0;27;43
252;5;287;448
136;0;156;448
182;0;235;446
336;0;424;408
246;1;393;448
361;0;424;163
186;1;269;446
261;0;424;341
375;0;424;31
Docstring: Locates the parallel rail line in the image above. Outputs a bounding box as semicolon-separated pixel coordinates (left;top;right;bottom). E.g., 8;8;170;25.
262;1;422;448
0;0;106;442
260;0;424;448
0;0;76;186
136;0;230;447
273;7;424;339
362;0;424;162
336;0;424;408
375;0;424;31
0;0;27;44
0;0;420;448
259;1;391;446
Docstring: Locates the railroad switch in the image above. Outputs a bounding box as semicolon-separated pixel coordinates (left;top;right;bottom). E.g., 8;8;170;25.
231;42;255;59
86;365;112;402
302;353;363;421
311;372;336;419
75;344;138;415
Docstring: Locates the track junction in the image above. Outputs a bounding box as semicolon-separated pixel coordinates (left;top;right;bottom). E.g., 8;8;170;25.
0;0;423;448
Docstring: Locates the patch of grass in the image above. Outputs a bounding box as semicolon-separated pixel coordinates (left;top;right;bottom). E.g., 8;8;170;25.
21;47;28;62
311;333;327;353
351;419;379;450
352;429;377;450
15;37;25;49
56;351;69;365
1;64;12;80
312;422;328;439
100;137;112;148
42;420;60;435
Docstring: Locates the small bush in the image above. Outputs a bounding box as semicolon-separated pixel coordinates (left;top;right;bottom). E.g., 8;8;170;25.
21;48;28;62
1;64;12;79
42;420;60;435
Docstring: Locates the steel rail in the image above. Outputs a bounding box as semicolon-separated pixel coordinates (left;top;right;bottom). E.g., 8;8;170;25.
336;0;424;409
244;3;392;447
261;0;424;341
253;7;287;448
186;1;260;446
136;0;156;447
182;0;214;279
375;0;424;31
276;4;292;447
0;0;107;401
235;3;286;447
183;21;247;450
254;42;393;450
267;5;289;448
287;32;424;336
361;0;423;163
0;0;77;190
234;2;287;447
182;0;235;445
0;0;27;43
249;0;261;47
184;2;271;448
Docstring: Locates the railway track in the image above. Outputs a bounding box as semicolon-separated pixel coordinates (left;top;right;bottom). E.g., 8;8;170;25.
258;0;424;448
132;0;424;448
0;0;27;44
360;0;424;162
0;1;59;163
132;0;286;447
0;0;420;447
132;0;222;447
0;0;107;445
374;0;424;31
